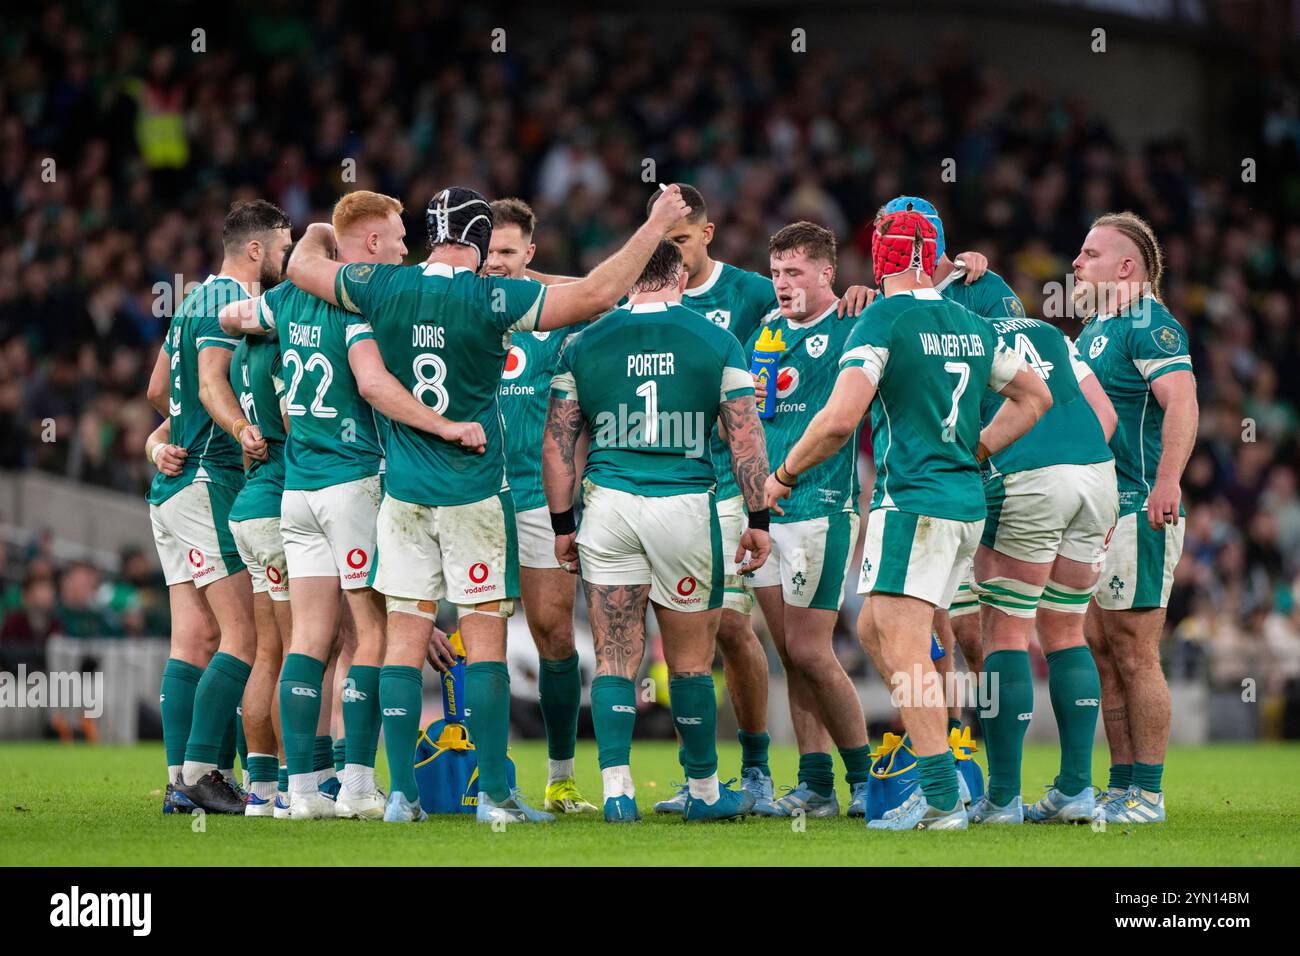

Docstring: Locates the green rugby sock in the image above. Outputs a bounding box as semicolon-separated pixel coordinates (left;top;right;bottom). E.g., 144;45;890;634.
591;675;637;769
917;751;960;812
184;652;252;767
981;649;1033;807
277;765;288;794
313;734;334;773
379;665;423;802
1109;764;1133;791
343;664;381;768
738;730;771;777
466;661;512;802
278;653;325;784
539;653;581;762
1133;762;1163;794
161;658;203;772
799;752;835;798
839;743;873;787
247;753;278;783
669;676;718;780
1046;646;1100;795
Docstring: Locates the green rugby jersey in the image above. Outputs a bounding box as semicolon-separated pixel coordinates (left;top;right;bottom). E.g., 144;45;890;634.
259;281;383;492
744;303;860;522
551;302;755;497
335;260;547;507
683;261;777;502
937;265;1024;319
147;275;248;506
978;317;1113;476
498;280;584;512
228;335;287;522
1074;296;1192;516
840;290;1023;522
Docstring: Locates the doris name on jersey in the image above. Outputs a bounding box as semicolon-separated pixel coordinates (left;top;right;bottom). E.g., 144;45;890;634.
412;325;446;348
919;332;987;357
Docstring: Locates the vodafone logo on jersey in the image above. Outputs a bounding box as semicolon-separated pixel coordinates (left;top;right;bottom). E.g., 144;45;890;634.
502;346;527;380
776;367;800;398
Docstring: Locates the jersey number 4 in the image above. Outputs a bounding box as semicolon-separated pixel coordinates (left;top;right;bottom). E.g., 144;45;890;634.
1012;333;1054;381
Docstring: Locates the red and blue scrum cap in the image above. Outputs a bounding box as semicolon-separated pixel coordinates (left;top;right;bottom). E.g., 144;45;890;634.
871;210;938;283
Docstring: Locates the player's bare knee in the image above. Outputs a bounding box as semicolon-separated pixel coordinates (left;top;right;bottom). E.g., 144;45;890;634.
535;621;575;659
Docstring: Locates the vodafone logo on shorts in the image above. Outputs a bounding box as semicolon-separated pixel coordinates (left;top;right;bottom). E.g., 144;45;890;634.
673;576;702;606
188;549;204;568
502;346;527;380
776;367;800;398
464;561;495;596
343;547;369;582
266;566;282;584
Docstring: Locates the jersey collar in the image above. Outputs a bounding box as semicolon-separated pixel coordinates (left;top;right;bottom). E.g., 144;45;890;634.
684;259;725;297
1096;292;1156;324
896;288;943;300
210;274;253;296
626;302;670;313
787;301;837;329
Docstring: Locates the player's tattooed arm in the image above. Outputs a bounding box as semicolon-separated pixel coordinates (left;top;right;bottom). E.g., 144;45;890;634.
285;223;342;306
583;581;650;680
718;395;770;513
542;395;585;513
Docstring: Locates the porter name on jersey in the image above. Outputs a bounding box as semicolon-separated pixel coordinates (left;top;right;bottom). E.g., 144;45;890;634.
628;352;675;376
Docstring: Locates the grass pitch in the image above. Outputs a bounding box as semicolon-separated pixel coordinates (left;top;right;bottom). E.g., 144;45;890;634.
1;740;1297;866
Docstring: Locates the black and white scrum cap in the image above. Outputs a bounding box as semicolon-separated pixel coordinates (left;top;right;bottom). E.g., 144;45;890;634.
425;187;493;267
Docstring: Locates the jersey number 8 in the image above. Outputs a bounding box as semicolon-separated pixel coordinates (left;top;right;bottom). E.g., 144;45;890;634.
412;352;450;413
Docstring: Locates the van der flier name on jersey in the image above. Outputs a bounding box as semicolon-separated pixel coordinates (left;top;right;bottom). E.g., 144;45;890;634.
919;332;987;358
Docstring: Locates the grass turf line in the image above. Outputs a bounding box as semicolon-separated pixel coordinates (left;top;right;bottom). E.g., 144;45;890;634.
1;741;1297;866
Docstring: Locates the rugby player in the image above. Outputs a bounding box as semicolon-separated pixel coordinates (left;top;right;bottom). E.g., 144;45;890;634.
485;198;597;814
543;239;772;822
285;183;694;824
219;190;481;820
1073;212;1197;824
746;222;873;819
767;210;1051;829
147;200;291;814
964;316;1118;825
226;293;292;815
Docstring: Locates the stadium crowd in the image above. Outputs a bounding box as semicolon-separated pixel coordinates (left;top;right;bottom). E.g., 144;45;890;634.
1;3;1298;727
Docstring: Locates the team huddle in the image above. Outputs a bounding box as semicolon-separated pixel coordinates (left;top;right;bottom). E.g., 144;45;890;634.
143;178;1196;829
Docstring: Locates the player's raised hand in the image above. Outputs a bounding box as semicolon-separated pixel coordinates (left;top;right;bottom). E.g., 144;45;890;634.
647;183;691;233
240;422;268;461
736;527;770;575
425;626;457;673
154;443;187;477
763;473;790;515
440;421;487;454
838;285;877;318
954;251;988;283
555;532;580;575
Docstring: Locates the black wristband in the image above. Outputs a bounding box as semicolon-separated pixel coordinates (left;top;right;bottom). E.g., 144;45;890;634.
550;508;577;535
747;509;770;533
